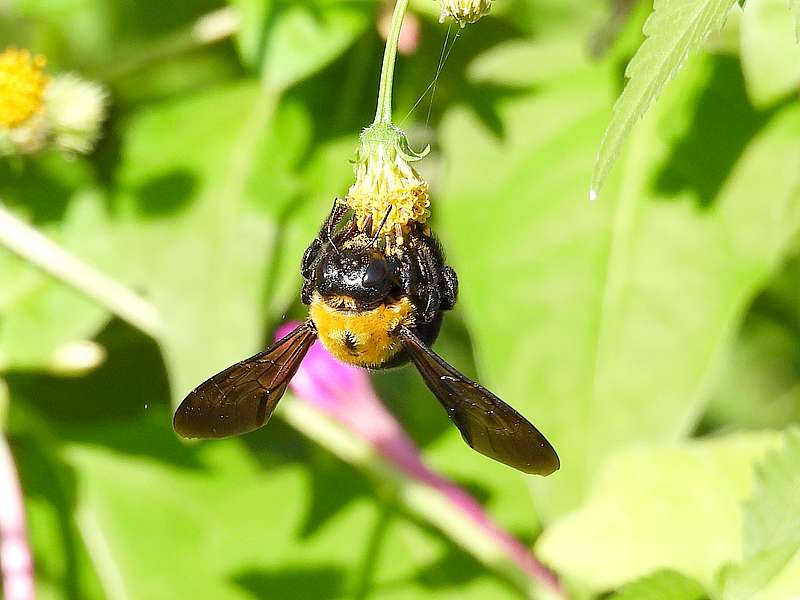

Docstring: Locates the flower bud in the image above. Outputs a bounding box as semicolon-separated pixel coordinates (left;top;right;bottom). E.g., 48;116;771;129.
45;74;108;154
0;48;50;154
0;47;107;156
439;0;493;27
345;122;430;243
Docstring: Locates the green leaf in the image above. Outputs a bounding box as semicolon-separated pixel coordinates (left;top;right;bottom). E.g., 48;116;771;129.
438;54;800;518
40;409;521;599
536;432;782;593
590;0;736;196
111;81;312;405
231;0;375;92
609;570;707;600
740;0;800;106
717;429;800;600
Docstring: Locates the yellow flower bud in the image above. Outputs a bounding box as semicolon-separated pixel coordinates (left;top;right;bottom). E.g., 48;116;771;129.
0;47;108;156
0;48;48;128
46;74;108;154
345;123;430;241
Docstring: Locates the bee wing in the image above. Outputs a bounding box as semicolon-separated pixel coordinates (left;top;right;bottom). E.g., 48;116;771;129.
173;323;316;439
398;327;559;475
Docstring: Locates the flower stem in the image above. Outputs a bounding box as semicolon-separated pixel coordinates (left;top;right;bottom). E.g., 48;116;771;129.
0;202;161;337
374;0;409;124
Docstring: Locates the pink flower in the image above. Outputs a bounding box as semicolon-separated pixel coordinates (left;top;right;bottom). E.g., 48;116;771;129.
276;322;563;595
377;7;421;55
0;435;35;600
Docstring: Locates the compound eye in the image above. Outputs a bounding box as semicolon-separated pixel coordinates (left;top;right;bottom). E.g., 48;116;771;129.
362;258;388;288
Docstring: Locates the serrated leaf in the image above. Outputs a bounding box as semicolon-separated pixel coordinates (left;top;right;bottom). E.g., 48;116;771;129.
741;0;800;106
717;429;800;600
590;0;736;196
536;433;782;593
609;570;707;600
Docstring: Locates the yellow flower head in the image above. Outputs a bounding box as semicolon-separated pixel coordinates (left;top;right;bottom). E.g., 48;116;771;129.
0;48;48;128
345;122;430;242
439;0;493;27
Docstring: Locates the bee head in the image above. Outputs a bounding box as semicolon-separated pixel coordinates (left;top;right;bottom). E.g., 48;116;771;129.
316;246;399;306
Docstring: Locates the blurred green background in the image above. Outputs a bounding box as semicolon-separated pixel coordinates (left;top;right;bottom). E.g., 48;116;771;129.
1;0;800;598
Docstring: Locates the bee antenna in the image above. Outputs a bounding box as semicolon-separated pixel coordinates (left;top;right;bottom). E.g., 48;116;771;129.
367;207;393;249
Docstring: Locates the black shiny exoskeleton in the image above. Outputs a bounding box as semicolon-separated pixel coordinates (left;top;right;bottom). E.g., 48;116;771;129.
300;200;459;358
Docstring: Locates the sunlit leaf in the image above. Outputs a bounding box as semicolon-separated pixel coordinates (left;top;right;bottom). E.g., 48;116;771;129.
590;0;736;196
740;0;800;106
537;432;781;593
609;570;707;600
717;429;800;600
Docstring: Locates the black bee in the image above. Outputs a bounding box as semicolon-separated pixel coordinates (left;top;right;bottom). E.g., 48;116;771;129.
174;201;559;475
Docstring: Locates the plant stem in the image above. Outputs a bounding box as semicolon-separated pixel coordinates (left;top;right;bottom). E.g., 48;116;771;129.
280;400;567;599
374;0;409;124
0;203;161;337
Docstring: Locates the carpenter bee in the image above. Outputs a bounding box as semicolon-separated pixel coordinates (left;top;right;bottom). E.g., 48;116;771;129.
174;201;559;475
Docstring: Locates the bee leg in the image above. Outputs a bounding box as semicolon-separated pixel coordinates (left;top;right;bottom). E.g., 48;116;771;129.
301;279;315;305
301;238;322;279
440;265;458;310
410;241;442;325
323;198;349;238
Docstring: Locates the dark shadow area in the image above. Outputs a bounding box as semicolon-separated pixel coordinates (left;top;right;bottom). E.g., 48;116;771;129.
133;169;198;216
5;319;208;470
232;565;347;600
415;545;508;593
384;504;525;598
295;16;527;148
92;101;125;193
460;81;535;139
299;450;374;539
6;319;170;424
243;428;373;538
653;56;775;208
0;153;83;224
695;250;800;436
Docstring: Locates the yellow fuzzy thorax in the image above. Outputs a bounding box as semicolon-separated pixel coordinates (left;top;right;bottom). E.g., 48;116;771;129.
344;142;430;240
0;48;48;128
309;293;414;368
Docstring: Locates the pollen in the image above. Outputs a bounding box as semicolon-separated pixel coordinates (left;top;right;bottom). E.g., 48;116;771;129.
345;143;430;239
0;48;49;128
